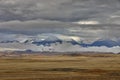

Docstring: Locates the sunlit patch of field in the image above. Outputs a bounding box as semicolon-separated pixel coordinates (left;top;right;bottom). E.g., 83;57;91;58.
0;53;120;80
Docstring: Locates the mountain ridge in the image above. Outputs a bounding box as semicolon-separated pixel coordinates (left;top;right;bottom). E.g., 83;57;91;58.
0;36;120;47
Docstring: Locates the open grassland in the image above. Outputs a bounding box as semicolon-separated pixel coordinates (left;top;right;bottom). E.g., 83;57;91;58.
0;53;120;80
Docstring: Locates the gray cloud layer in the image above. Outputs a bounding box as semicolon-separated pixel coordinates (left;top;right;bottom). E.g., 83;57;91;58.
0;0;120;22
0;0;120;42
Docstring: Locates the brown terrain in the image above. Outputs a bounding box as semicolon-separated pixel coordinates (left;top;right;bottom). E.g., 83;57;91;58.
0;52;120;80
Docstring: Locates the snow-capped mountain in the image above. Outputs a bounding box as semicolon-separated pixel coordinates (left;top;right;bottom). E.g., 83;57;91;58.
80;39;120;47
0;36;120;48
90;39;120;47
0;40;19;43
0;33;120;53
21;36;80;46
0;35;80;46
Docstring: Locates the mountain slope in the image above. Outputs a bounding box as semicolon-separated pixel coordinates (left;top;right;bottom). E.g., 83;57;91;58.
0;36;120;48
80;39;120;47
90;39;119;47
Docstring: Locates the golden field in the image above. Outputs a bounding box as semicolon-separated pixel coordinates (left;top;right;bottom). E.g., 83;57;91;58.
0;53;120;80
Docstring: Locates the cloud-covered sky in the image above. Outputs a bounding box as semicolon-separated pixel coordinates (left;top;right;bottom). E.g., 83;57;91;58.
0;0;120;43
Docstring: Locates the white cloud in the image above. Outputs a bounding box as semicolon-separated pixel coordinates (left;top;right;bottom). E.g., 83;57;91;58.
73;21;100;25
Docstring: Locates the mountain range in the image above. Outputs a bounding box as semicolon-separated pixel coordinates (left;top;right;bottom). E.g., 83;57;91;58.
0;36;120;48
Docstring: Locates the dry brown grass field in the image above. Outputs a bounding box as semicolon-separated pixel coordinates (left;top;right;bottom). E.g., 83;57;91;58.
0;53;120;80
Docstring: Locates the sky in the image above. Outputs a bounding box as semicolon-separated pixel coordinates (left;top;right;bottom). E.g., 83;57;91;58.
0;0;120;43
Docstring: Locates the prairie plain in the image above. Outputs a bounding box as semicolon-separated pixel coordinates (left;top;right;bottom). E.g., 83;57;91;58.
0;53;120;80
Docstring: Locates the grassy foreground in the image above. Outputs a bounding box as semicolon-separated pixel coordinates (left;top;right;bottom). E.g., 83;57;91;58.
0;53;120;80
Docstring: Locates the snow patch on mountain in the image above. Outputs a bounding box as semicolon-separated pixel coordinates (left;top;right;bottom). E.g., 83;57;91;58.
0;42;120;53
0;33;120;53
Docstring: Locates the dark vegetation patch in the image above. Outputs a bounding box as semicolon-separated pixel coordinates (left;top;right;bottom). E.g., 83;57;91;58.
62;53;119;57
0;59;86;63
30;68;107;73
